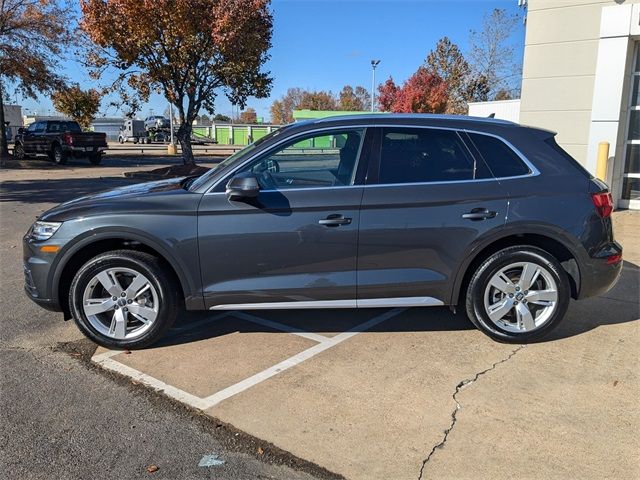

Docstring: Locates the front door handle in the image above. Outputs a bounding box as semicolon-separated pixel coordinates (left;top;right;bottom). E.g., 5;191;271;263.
462;208;497;221
319;214;352;227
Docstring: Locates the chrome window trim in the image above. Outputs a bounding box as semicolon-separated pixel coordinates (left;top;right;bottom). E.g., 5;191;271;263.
207;125;369;194
205;123;539;194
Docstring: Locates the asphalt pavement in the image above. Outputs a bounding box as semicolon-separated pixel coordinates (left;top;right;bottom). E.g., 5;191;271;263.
0;162;335;480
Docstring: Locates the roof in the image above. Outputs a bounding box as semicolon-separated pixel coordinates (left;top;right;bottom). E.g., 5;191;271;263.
310;113;516;126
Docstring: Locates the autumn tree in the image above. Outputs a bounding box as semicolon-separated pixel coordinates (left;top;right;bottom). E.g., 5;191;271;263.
338;85;370;111
469;8;522;99
297;90;336;111
239;107;258;123
0;0;73;157
80;0;273;165
269;87;303;124
51;85;101;129
377;68;448;114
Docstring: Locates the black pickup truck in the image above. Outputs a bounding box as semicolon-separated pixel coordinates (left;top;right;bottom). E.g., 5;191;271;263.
13;120;108;165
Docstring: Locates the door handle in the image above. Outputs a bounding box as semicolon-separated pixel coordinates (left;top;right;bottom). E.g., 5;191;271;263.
318;214;352;227
462;208;497;221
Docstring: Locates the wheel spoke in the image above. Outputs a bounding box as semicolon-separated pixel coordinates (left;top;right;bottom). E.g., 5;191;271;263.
525;289;557;305
96;270;123;297
489;272;516;295
128;304;157;323
518;263;541;291
487;297;515;322
515;302;536;331
84;297;116;316
125;273;150;299
109;308;127;339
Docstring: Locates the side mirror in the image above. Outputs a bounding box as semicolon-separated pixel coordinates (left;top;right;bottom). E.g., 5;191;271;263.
17;127;24;135
226;173;260;199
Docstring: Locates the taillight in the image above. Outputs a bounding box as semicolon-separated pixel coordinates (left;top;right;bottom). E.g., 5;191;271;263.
62;132;73;145
606;254;622;265
591;191;613;218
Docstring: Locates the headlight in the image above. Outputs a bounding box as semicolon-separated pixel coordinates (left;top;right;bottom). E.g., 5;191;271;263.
29;221;62;241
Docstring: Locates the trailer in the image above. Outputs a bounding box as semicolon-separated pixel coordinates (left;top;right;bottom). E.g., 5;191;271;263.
117;119;147;144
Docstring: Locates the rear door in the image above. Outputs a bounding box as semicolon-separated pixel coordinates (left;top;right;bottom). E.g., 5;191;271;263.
357;126;509;306
197;127;371;309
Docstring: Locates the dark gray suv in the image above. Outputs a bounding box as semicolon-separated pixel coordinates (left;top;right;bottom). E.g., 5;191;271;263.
23;114;623;348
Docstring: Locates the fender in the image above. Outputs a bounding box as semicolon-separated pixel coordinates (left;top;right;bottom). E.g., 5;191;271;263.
49;227;205;311
448;221;587;305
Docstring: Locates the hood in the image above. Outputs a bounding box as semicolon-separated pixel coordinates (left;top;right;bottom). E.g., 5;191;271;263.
40;177;194;222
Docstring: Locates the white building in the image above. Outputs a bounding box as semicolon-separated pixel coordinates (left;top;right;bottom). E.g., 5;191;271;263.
468;99;521;123
519;0;640;209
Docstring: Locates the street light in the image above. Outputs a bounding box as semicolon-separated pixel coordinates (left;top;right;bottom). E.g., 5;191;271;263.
370;60;380;112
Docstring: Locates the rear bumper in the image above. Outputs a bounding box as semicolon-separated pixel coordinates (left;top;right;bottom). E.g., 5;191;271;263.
62;145;107;155
577;241;623;299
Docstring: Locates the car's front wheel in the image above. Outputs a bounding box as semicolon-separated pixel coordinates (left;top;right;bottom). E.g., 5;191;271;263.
69;250;179;349
465;246;570;343
14;143;26;159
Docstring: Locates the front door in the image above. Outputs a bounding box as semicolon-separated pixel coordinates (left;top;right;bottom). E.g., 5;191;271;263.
357;126;509;306
198;127;370;309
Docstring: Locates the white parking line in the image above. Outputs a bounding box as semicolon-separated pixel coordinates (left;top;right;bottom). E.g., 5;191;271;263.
91;308;405;411
232;311;330;343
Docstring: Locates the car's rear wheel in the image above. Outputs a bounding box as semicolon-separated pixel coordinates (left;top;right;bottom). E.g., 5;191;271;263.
69;250;179;349
52;144;67;165
465;246;570;343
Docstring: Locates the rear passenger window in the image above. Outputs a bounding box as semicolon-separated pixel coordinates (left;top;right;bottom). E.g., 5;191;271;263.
467;133;531;178
378;128;491;184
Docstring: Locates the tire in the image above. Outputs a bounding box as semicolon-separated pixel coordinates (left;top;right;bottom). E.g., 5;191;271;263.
88;154;102;165
52;144;67;165
118;136;125;144
14;143;26;160
69;250;179;349
465;246;570;343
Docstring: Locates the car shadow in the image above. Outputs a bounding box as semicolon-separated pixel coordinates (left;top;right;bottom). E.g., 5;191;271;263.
154;260;639;349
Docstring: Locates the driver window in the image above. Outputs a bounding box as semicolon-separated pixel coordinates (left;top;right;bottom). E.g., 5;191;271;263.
242;128;365;190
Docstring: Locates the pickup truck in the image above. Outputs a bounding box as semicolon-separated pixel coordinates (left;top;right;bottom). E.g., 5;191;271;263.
13;120;108;165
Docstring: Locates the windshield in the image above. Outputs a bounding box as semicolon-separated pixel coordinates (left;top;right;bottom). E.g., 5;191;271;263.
188;127;287;191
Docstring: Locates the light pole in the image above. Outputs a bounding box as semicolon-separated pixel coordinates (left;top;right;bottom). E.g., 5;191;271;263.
370;60;380;112
168;103;177;155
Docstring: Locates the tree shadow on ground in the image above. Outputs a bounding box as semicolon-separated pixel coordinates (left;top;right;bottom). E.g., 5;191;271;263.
0;177;139;204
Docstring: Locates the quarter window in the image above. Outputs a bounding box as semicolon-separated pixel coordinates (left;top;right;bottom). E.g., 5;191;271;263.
467;133;530;178
240;129;365;190
378;127;489;184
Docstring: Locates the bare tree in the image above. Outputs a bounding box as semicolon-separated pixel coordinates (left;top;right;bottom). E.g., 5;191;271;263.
468;8;522;99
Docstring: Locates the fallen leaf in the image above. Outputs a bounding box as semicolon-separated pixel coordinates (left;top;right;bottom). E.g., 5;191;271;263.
146;465;159;473
257;447;264;455
124;350;132;354
613;380;619;387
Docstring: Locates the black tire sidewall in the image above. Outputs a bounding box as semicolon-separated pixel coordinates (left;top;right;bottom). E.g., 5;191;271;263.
89;154;102;165
53;145;66;165
466;247;570;343
69;251;178;349
14;143;25;159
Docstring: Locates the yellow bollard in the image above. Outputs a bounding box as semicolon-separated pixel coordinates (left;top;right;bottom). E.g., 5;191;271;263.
596;141;609;182
167;143;177;155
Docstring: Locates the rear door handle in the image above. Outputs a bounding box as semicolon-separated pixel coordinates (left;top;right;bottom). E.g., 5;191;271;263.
462;208;497;221
319;214;352;227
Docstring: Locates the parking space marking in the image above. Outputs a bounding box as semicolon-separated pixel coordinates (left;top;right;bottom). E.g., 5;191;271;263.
232;311;330;343
93;353;211;410
91;308;405;411
201;308;405;408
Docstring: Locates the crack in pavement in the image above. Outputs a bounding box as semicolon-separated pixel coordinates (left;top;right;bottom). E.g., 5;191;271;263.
417;345;525;480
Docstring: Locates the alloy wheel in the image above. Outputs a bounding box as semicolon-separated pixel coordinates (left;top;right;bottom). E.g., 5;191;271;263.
82;267;159;340
483;261;558;333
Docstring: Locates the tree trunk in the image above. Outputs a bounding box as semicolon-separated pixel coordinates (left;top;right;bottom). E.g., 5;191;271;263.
0;84;9;160
176;121;195;165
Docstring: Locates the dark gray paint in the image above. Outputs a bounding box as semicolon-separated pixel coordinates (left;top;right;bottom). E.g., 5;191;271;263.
24;114;623;315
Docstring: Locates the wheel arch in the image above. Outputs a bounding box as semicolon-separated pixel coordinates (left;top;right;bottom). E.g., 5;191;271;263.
52;232;201;318
451;229;583;306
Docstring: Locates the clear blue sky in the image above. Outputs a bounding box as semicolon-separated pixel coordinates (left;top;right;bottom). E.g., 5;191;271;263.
17;0;525;122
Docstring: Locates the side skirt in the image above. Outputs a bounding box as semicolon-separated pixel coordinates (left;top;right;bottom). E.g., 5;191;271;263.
209;296;444;310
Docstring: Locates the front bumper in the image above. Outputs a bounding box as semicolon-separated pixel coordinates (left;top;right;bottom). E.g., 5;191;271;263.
23;235;62;312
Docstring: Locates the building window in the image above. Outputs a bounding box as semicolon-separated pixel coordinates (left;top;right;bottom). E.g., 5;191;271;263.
622;44;640;205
